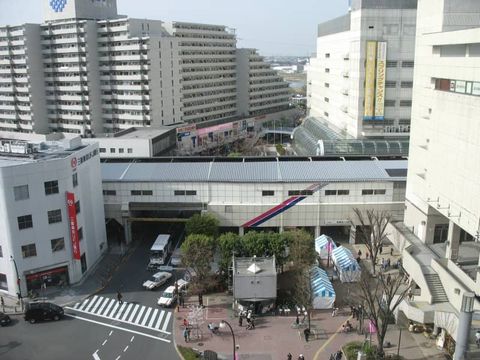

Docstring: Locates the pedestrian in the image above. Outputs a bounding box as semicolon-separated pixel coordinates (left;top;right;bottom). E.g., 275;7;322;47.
117;291;123;304
332;307;338;317
238;314;243;327
386;273;392;285
287;353;292;360
298;354;305;360
475;330;480;348
183;327;188;342
357;249;362;258
295;314;299;326
0;296;4;307
379;244;383;254
386;258;391;269
183;318;189;327
179;292;184;307
408;289;413;301
335;350;343;360
187;327;191;342
381;258;385;271
390;247;394;256
303;327;310;342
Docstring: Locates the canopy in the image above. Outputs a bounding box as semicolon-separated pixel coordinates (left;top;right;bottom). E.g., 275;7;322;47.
314;234;336;259
331;246;361;282
310;267;335;309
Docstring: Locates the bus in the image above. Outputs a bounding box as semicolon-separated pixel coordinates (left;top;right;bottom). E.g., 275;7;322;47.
149;234;172;267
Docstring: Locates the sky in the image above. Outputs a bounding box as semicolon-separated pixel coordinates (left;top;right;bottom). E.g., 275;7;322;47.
0;0;348;56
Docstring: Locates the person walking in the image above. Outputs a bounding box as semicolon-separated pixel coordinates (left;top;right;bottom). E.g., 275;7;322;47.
183;327;188;342
298;354;305;360
304;328;310;342
379;244;383;255
117;291;123;304
335;350;343;360
475;330;480;348
287;353;292;360
295;314;300;326
357;249;362;258
238;314;243;327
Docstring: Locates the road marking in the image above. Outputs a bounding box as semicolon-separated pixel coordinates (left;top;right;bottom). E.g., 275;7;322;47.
162;312;172;332
130;336;134;343
313;315;353;360
114;303;127;319
134;306;146;324
93;350;101;360
121;304;134;321
109;330;113;336
127;304;140;322
148;309;158;328
102;339;108;346
109;302;121;318
141;308;152;326
85;296;99;312
123;346;129;352
115;356;121;360
92;296;105;313
154;311;165;330
102;299;116;317
64;313;171;343
78;297;91;311
97;298;110;315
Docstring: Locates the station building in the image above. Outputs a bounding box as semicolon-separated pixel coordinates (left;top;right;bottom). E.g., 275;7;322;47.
0;135;106;297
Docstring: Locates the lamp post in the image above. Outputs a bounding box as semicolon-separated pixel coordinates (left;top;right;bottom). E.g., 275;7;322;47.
10;255;23;309
220;320;237;360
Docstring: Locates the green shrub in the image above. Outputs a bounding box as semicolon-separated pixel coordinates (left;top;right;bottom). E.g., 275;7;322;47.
177;346;199;360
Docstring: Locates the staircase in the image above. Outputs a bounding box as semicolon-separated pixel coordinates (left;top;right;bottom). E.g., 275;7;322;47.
424;273;449;303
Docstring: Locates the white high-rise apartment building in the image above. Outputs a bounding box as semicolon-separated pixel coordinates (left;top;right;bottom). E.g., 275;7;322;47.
387;1;480;358
307;0;417;139
0;0;289;136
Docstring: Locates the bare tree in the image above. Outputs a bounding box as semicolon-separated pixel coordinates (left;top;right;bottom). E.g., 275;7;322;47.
357;270;411;359
352;208;392;275
292;267;314;330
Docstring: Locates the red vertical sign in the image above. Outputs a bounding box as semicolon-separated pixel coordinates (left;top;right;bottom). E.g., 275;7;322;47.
66;192;81;260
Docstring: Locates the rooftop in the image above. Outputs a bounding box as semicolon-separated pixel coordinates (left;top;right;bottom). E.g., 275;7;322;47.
234;256;276;277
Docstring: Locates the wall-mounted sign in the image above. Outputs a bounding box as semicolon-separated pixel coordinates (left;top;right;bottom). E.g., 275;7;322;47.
364;41;377;120
374;41;387;120
66;192;80;260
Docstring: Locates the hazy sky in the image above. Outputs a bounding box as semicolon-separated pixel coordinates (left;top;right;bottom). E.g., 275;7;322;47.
0;0;348;56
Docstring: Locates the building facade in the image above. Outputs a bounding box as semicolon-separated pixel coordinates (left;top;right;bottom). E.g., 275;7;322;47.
387;1;480;358
307;0;417;138
0;137;106;297
0;0;290;136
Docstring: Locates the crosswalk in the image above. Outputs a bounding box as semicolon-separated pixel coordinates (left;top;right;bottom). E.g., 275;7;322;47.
65;295;172;335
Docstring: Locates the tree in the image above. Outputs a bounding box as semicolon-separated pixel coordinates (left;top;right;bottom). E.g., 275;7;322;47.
292;267;314;330
286;229;316;270
181;234;217;304
217;232;243;273
357;271;411;359
352;208;392;275
242;231;270;257
185;213;219;238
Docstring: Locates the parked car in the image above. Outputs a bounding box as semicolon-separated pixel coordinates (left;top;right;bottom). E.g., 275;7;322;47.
24;302;64;324
142;271;172;290
157;279;189;307
0;312;11;326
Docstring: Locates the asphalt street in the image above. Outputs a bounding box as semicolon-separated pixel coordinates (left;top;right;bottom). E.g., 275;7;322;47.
1;222;185;360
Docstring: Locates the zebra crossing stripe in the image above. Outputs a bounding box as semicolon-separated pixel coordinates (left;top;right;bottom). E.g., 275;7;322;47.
134;306;146;324
109;301;121;318
92;297;106;313
161;312;172;332
148;309;158;328
121;304;134;321
154;311;165;330
127;304;140;323
114;303;127;319
77;298;91;311
141;308;152;326
102;299;116;316
85;296;99;312
97;298;110;315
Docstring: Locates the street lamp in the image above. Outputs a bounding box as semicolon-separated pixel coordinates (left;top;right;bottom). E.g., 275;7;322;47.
219;320;237;360
10;255;22;308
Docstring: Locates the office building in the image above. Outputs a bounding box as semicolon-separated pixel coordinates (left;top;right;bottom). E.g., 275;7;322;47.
307;0;417;138
0;0;290;136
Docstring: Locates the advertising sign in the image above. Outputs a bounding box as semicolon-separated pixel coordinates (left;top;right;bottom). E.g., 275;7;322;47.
374;41;387;120
364;41;377;120
66;192;81;260
196;122;233;136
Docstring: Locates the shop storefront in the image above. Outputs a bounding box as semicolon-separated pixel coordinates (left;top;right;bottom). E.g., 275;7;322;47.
25;266;69;291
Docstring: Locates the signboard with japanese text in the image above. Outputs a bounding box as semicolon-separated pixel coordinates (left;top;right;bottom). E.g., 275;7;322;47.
66;192;81;260
364;41;377;120
374;41;387;120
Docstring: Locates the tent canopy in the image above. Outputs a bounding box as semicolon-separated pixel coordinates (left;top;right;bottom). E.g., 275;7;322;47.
314;234;336;259
310;266;335;309
331;246;361;282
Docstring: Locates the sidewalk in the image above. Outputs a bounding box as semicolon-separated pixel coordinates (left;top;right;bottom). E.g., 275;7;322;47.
0;245;133;315
174;292;449;360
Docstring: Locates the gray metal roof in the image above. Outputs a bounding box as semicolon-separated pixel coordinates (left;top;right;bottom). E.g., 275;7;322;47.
234;257;276;277
101;159;408;183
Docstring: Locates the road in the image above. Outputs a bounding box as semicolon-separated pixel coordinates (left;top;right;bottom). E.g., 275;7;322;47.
1;222;185;360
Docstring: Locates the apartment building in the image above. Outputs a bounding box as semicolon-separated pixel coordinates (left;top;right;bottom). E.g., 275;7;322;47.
387;1;480;358
307;0;417;138
0;0;290;136
0;136;106;297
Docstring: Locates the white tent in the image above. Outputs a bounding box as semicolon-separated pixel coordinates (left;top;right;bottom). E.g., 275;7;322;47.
331;246;361;283
314;234;336;259
310;267;336;309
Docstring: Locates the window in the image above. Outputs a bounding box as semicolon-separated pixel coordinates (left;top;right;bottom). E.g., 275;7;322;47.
401;81;413;88
262;190;274;196
47;209;62;224
399;118;411;125
401;61;414;68
368;25;374;29
119;148;124;153
374;189;386;195
385;100;396;107
325;68;330;73
110;148;116;153
400;100;412;107
225;205;233;213
44;180;59;195
325;190;337;196
393;182;406;189
433;224;449;244
324;83;329;88
324;97;329;102
78;227;83;241
324;111;329;117
17;214;33;230
325;53;330;58
143;190;153;195
127;148;133;154
72;173;78;187
337;190;349;195
75;201;80;214
288;190;313;196
21;244;37;258
385;81;396;88
174;190;185;196
131;190;153;196
13;185;29;201
186;190;196;196
0;273;7;291
51;237;65;252
103;190;116;196
0;245;2;258
362;189;374;195
99;148;106;153
386;61;397;68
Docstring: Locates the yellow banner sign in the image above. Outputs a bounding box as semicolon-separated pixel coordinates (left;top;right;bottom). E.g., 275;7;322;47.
374;42;387;120
364;41;377;120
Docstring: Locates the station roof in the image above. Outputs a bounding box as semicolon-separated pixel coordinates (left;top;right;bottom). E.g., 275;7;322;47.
101;158;408;183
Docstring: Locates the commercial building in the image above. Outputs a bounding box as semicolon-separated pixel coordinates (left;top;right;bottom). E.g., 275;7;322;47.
101;157;407;243
386;1;480;358
0;0;290;136
0;136;106;297
306;0;417;138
